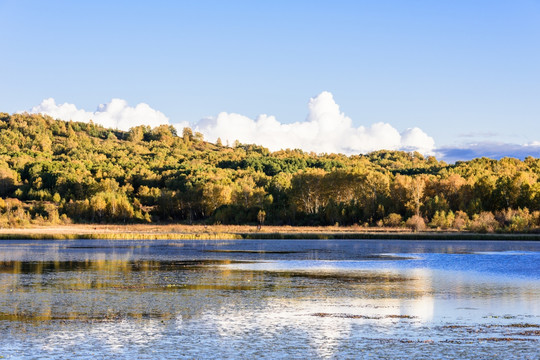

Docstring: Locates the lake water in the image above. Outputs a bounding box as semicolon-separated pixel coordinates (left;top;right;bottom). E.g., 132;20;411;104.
0;239;538;359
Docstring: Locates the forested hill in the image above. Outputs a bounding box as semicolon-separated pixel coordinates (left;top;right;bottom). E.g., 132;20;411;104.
1;112;539;232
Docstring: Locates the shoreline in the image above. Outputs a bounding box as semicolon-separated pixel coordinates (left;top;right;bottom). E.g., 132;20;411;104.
0;224;539;240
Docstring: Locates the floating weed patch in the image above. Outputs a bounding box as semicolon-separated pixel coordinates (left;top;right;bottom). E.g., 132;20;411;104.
483;315;517;319
312;313;380;319
272;271;413;284
478;337;538;342
311;313;417;320
507;323;540;328
515;330;540;336
441;323;540;331
0;311;175;323
385;314;417;319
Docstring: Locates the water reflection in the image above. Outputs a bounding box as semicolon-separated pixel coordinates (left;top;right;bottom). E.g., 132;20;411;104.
40;318;167;354
0;240;538;358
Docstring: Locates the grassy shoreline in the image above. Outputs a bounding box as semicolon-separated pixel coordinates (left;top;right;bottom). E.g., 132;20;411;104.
0;224;539;240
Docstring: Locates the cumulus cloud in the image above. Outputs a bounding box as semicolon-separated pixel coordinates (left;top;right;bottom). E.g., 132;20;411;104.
26;92;436;155
26;98;169;131
188;91;436;155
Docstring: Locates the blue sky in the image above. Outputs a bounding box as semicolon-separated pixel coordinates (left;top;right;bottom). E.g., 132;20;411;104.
1;0;539;161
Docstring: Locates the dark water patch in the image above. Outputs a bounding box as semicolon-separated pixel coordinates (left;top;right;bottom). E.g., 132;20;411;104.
0;259;255;274
363;254;417;260
61;245;146;249
202;250;303;254
157;259;255;269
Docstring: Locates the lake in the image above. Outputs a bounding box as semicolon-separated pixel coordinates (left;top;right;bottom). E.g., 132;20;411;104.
0;239;538;359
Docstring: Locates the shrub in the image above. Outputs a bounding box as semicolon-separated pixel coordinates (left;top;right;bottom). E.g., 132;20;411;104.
469;212;498;233
430;211;445;229
406;215;426;232
384;213;403;227
452;211;469;230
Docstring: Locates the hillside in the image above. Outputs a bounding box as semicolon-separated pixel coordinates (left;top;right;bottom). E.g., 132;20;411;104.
0;112;539;232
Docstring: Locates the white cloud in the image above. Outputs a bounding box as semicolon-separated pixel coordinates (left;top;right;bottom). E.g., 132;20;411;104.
26;92;436;155
400;127;436;154
188;91;436;155
26;98;169;131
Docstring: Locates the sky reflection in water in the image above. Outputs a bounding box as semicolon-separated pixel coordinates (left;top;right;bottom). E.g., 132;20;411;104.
0;239;538;359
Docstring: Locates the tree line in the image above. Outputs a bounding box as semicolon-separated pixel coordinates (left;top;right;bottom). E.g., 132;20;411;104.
0;112;539;232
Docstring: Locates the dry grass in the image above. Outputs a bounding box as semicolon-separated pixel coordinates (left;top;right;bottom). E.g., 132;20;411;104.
0;223;539;240
0;223;414;236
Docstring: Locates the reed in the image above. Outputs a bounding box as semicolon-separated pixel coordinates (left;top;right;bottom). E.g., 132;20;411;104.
239;232;540;241
0;232;241;240
0;224;539;241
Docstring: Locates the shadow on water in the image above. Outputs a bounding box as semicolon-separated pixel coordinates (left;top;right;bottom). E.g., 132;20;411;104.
202;250;303;254
0;259;254;274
